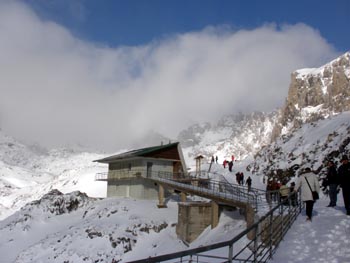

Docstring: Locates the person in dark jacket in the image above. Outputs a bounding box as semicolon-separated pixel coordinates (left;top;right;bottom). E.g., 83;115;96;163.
228;161;233;172
338;155;350;215
246;176;252;192
239;172;245;185
326;160;339;207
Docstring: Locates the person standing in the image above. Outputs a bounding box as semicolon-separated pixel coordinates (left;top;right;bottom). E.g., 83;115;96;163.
295;168;320;221
240;172;245;185
326;160;339;207
246;176;252;192
338;155;350;215
215;156;218;163
228;161;233;172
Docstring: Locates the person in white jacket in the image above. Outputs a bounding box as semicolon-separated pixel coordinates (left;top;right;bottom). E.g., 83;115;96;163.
295;168;320;221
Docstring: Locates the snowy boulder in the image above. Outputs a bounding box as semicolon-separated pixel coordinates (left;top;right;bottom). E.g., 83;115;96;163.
27;189;97;216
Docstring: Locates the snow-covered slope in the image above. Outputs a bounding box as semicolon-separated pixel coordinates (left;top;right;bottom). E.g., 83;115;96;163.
179;111;278;168
248;52;350;181
0;130;107;220
0;189;246;263
249;111;350;179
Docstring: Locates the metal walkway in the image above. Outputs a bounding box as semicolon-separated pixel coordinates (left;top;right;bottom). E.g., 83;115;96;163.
96;169;299;263
149;172;267;211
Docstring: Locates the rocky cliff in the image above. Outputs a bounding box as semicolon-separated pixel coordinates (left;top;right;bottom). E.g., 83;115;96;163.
250;52;350;180
273;52;350;139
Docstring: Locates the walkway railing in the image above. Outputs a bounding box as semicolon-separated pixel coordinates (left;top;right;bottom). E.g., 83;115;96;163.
126;191;303;263
149;170;262;210
96;169;302;262
95;170;278;212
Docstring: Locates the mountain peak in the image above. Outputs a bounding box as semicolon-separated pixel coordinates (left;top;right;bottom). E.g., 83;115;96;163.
272;51;350;139
295;51;350;80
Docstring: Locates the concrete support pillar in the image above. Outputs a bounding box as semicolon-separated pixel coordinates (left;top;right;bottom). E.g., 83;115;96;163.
245;204;256;240
157;184;167;208
211;201;219;229
180;192;187;202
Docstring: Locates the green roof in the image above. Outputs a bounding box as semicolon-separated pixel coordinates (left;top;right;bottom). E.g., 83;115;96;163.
94;142;179;163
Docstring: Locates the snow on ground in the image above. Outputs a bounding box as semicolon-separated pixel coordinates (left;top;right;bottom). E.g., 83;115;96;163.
0;189;247;263
205;160;266;191
251;111;350;176
271;196;350;263
0;130;108;220
2;181;349;262
1;150;349;262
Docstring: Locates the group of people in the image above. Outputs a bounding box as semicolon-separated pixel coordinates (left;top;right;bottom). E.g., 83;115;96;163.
294;154;350;222
211;155;236;172
266;178;283;203
210;155;252;191
235;172;245;185
323;155;350;215
211;155;219;164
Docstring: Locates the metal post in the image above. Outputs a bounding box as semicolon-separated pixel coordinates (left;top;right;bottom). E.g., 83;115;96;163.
253;224;259;263
269;212;273;259
228;244;233;263
280;202;284;242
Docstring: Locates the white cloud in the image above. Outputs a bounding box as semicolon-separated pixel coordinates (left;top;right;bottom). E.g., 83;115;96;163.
0;2;338;151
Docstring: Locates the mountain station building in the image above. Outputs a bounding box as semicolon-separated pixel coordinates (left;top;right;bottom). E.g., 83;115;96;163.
94;142;187;200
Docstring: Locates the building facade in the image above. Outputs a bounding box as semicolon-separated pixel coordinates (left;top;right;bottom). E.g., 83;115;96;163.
95;142;187;199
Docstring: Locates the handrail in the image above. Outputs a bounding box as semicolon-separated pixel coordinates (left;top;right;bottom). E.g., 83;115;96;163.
96;169;302;262
95;169;279;211
150;172;260;209
126;190;303;263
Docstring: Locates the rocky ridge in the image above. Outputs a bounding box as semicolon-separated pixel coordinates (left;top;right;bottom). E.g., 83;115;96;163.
273;51;350;139
250;51;350;180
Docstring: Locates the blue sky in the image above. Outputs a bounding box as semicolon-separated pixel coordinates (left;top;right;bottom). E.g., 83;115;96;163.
0;1;348;150
27;0;349;51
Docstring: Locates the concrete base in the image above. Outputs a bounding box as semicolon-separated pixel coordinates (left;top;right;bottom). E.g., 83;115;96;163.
176;202;214;243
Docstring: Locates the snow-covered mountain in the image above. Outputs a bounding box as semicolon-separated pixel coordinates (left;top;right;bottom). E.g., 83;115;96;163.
249;51;350;180
273;51;350;138
1;51;350;262
0;130;107;220
178;52;350;171
178;111;279;166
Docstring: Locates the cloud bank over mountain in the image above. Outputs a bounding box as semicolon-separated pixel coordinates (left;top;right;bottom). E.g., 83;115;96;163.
0;2;338;151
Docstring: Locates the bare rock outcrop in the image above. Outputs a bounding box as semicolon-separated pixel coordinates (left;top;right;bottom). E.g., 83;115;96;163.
272;52;350;140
